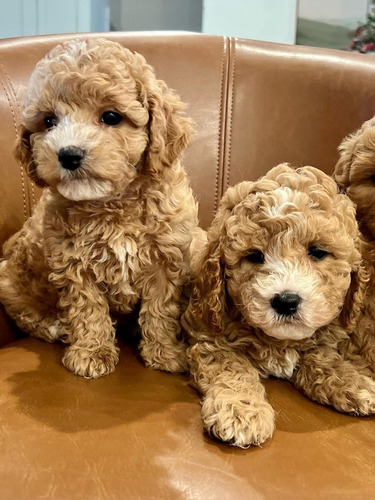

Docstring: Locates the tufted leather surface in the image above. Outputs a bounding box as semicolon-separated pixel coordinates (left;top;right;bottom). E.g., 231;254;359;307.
0;32;375;499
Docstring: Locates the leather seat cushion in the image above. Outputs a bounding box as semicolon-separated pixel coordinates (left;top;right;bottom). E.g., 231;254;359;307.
1;337;374;499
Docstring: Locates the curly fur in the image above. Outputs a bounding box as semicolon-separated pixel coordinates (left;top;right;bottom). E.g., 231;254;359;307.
0;38;198;378
183;163;375;449
333;118;375;371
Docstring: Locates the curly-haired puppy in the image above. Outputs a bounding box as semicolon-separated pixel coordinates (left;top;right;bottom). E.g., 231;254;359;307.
0;39;198;378
183;163;375;448
334;119;375;369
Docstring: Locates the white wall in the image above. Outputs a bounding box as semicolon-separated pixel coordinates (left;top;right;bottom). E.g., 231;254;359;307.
0;0;109;39
202;0;298;44
90;0;111;32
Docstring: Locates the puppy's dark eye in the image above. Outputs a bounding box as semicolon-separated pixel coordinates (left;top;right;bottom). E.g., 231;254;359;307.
308;246;329;261
370;174;375;183
246;250;265;264
101;111;123;126
44;116;58;130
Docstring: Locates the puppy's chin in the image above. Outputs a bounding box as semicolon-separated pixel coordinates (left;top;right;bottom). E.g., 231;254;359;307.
56;178;113;201
262;322;316;341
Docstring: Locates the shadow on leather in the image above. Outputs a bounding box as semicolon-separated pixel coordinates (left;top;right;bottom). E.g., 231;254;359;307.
2;336;195;433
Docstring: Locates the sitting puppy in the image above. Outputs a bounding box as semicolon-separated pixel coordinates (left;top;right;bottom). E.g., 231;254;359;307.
0;39;198;378
334;119;375;367
183;163;375;448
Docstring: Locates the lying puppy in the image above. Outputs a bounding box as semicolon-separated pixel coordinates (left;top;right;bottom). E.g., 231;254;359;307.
0;38;198;378
183;163;375;448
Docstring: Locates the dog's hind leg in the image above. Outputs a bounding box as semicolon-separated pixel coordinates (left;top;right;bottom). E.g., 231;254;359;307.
0;259;61;342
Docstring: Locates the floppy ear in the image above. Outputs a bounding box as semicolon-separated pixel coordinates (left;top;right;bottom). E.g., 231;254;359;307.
185;181;259;336
145;80;194;177
339;254;370;334
186;238;225;335
14;125;46;187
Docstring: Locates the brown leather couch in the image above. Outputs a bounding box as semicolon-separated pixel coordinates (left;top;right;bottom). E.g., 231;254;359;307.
1;32;375;500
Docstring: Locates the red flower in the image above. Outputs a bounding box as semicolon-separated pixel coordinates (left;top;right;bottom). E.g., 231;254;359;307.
361;42;375;52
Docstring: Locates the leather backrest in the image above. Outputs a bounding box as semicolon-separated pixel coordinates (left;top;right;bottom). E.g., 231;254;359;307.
2;32;375;237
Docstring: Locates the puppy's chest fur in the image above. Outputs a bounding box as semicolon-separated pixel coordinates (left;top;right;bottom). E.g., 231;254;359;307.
45;197;175;312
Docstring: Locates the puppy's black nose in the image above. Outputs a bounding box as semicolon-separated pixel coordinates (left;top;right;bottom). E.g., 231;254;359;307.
58;146;85;171
270;292;301;316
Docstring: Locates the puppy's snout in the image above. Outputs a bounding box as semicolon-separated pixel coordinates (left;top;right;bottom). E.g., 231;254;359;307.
58;146;85;171
270;292;301;316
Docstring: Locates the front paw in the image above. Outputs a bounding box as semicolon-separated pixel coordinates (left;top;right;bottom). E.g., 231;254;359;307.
62;343;119;378
202;390;275;448
140;339;188;373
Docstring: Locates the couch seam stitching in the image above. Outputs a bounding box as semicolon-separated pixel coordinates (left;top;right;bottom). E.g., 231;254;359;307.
214;36;227;213
0;58;28;221
225;38;236;194
1;62;36;211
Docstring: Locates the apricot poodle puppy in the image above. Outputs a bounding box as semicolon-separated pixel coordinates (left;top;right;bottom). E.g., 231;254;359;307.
0;38;198;378
183;163;375;448
334;118;375;369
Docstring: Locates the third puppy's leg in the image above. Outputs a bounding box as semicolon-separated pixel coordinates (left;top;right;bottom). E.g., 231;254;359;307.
0;259;61;342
